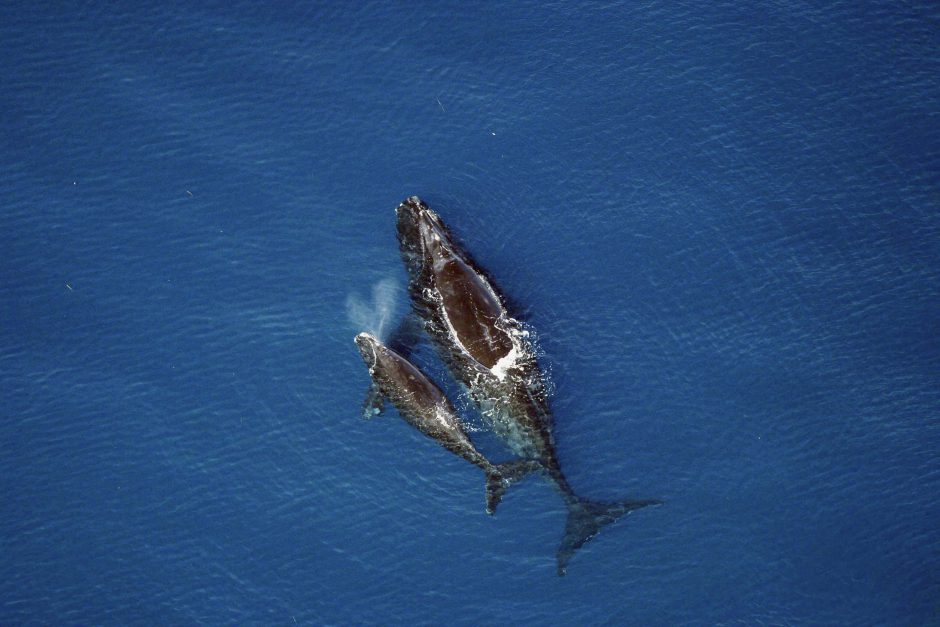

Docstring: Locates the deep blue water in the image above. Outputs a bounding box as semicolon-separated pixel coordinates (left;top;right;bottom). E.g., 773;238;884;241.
2;1;939;624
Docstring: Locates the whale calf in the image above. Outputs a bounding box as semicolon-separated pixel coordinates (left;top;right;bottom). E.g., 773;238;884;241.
355;332;536;514
395;196;661;575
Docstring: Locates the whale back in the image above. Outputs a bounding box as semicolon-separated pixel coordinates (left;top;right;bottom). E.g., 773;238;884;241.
397;197;515;370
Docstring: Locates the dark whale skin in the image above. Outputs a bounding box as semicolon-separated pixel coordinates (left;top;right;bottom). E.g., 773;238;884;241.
395;196;661;575
355;332;535;514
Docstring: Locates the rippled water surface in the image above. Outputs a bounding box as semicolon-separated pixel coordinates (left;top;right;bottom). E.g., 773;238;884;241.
2;2;938;624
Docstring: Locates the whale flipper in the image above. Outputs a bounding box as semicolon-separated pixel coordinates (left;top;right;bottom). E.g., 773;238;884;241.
556;498;662;576
485;460;541;515
362;383;385;419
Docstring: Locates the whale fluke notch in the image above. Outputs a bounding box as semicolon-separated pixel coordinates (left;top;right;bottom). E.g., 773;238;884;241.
556;498;663;576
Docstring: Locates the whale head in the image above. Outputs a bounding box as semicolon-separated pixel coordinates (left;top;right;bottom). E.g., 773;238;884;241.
395;196;455;271
355;332;380;369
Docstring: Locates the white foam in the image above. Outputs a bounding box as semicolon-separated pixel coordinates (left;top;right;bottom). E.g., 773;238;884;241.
432;406;453;431
490;344;519;380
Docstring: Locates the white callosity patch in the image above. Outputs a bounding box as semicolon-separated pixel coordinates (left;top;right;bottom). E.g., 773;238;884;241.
357;334;379;376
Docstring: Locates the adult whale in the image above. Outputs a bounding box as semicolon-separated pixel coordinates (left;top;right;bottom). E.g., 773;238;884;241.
395;196;661;575
354;332;535;514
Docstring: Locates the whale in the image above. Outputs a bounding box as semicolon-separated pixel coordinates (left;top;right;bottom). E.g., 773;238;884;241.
354;332;536;514
395;196;661;575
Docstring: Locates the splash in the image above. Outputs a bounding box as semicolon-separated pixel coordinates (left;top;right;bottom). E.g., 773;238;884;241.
346;278;400;340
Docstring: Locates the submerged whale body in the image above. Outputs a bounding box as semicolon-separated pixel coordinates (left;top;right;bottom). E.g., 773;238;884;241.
395;196;661;575
354;332;535;514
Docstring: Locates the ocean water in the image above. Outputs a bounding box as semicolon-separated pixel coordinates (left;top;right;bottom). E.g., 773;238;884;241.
2;1;938;624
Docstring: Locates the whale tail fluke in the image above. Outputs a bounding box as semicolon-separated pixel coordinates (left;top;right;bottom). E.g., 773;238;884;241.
485;461;541;515
556;497;662;576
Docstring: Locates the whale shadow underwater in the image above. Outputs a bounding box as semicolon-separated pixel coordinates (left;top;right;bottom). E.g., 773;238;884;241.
354;196;661;575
